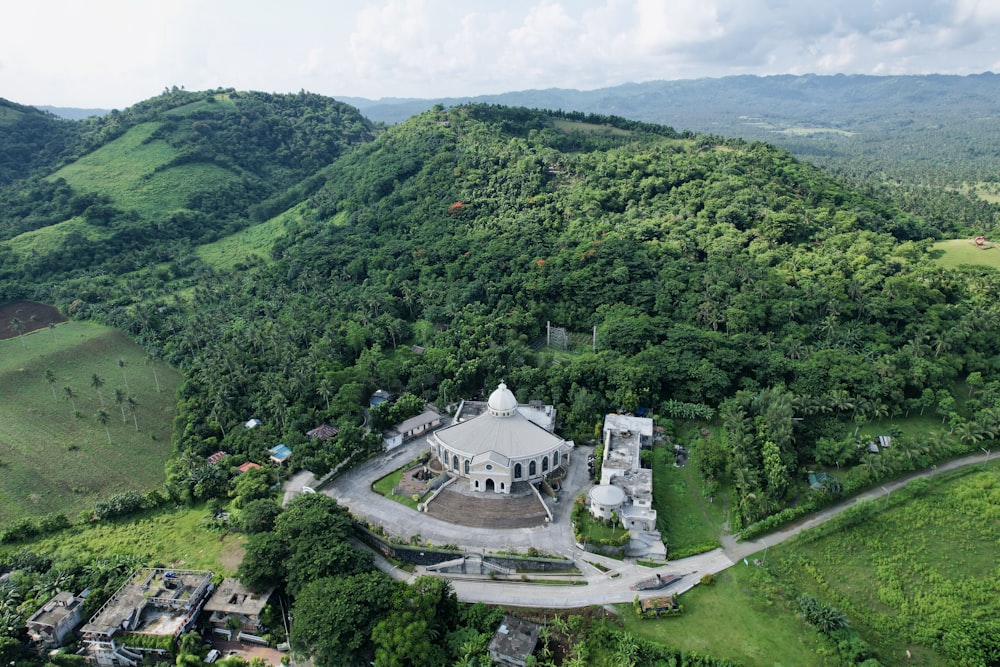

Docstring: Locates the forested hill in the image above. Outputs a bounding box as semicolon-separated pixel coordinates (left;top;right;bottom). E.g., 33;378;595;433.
57;104;993;498
0;88;375;287
0;98;81;185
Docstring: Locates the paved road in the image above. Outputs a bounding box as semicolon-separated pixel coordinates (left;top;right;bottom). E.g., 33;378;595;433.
299;442;994;608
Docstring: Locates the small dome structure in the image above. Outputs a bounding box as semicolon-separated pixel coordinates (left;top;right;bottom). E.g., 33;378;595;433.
588;484;626;522
487;382;518;417
589;484;626;507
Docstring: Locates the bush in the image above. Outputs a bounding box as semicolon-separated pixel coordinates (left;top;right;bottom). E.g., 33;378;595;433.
94;490;146;520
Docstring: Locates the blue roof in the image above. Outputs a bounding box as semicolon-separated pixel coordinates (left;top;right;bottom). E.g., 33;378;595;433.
269;444;292;461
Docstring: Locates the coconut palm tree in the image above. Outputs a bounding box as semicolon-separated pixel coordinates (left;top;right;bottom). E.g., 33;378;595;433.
63;386;77;413
90;374;106;406
117;358;129;391
95;409;112;443
44;369;58;401
126;395;139;431
145;352;161;392
8;316;25;348
114;388;127;422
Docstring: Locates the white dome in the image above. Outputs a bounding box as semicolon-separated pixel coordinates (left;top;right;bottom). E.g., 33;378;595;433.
487;382;518;416
589;484;626;507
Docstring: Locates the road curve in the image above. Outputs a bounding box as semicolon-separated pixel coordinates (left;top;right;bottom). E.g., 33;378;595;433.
299;441;994;608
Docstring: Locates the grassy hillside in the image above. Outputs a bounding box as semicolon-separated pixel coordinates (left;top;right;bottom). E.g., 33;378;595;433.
0;320;180;523
930;238;1000;270
51;121;236;217
617;463;1000;667
0;504;246;575
0;89;375;287
763;464;1000;666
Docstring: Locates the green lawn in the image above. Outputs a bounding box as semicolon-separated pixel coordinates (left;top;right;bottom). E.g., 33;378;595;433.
0;320;181;524
573;504;629;544
652;430;725;556
764;463;1000;666
617;567;830;666
372;466;422;510
0;504;245;575
930;238;1000;270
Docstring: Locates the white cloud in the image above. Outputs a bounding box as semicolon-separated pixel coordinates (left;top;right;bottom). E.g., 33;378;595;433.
1;0;999;107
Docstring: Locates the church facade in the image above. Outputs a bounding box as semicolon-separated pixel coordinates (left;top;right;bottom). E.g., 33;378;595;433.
430;383;573;494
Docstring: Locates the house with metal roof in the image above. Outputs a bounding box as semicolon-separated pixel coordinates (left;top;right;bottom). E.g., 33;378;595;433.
430;383;572;494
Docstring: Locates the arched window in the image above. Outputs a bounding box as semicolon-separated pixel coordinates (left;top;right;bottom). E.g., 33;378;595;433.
501;482;505;491
553;452;559;469
475;480;479;489
542;457;549;473
464;459;470;475
529;460;536;476
514;463;522;479
452;455;459;471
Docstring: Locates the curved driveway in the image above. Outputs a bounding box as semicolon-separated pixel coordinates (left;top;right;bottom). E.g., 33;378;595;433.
296;439;994;608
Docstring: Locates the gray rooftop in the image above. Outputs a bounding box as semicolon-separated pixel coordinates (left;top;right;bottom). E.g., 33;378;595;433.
435;408;565;460
488;615;540;663
203;578;272;618
81;568;213;639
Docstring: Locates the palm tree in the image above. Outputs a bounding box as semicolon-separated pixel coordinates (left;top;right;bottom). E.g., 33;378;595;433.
95;409;112;443
126;395;139;432
114;388;127;422
90;374;106;406
117;358;130;391
44;369;58;402
8;316;25;348
145;352;161;392
63;386;77;413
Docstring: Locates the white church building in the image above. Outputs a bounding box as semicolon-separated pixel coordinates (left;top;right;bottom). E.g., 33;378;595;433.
430;383;573;494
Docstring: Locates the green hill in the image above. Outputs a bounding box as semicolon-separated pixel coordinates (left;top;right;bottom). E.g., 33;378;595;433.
0;89;374;287
0;320;181;522
0;98;80;185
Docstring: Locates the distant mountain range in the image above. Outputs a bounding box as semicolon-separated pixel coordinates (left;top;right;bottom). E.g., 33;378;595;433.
28;72;1000;184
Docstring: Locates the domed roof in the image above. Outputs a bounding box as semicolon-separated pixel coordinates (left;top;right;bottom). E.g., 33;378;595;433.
487;382;518;416
589;484;626;507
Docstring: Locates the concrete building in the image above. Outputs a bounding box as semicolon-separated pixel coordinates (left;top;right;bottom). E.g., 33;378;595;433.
26;591;86;648
203;578;273;635
593;414;665;560
487;615;541;667
382;408;443;450
430;383;572;494
80;568;213;666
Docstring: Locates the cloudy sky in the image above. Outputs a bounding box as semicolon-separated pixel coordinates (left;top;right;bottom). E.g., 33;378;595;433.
3;0;1000;108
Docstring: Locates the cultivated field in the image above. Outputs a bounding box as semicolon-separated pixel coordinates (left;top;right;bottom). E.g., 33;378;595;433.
0;320;180;524
930;238;1000;270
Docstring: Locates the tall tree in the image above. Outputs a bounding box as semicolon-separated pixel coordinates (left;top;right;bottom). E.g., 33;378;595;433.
117;358;129;391
8;316;25;349
62;386;77;413
95;409;112;443
90;374;105;406
44;369;57;402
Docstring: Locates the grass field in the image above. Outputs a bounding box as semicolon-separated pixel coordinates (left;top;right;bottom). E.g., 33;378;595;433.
553;118;635;136
929;238;1000;270
652;430;725;556
194;203;303;270
763;463;1000;666
6;215;109;259
617;566;829;666
50;120;238;217
0;320;181;524
0;504;246;575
